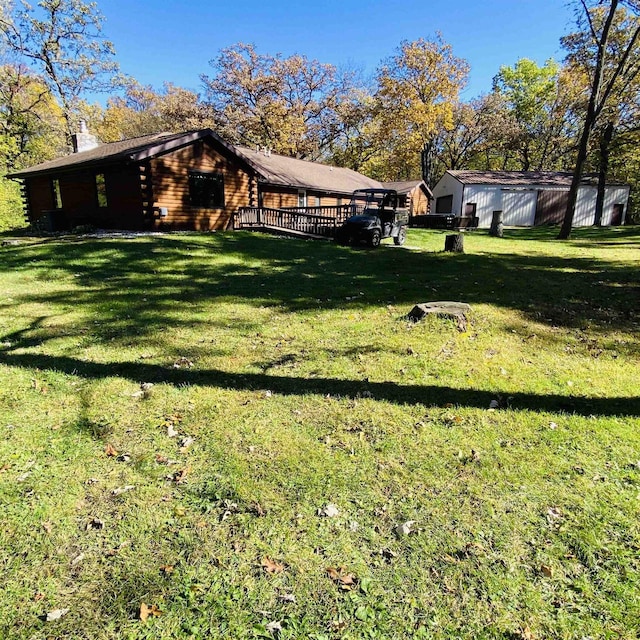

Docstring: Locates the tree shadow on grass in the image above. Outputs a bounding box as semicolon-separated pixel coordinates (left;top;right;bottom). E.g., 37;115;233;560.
0;230;638;338
1;350;638;417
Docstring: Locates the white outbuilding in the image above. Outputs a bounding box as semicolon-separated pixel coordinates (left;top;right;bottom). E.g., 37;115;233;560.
431;170;629;228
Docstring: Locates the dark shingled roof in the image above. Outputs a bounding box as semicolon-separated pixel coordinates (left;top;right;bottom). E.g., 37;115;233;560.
9;128;382;194
8;130;224;178
235;146;381;193
382;180;433;196
448;170;603;187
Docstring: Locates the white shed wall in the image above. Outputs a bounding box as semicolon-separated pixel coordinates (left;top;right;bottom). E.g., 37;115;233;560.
431;173;463;214
462;185;501;227
603;186;630;225
430;172;630;227
501;190;538;226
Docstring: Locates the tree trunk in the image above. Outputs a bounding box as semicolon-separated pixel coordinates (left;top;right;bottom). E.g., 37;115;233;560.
594;121;614;226
489;210;503;237
444;234;464;253
558;0;620;239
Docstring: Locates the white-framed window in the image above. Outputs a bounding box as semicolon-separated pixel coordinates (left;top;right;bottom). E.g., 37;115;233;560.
315;196;321;206
298;189;307;207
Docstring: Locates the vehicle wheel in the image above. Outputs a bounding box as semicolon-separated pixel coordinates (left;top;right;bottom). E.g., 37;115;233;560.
394;227;407;246
369;229;381;248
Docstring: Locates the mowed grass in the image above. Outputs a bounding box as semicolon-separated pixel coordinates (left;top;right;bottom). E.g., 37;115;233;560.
0;227;639;639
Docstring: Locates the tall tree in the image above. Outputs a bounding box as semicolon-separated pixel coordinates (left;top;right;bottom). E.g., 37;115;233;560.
0;63;65;167
558;0;640;238
492;58;578;171
90;79;214;142
374;35;469;183
562;3;640;226
201;43;356;159
0;0;121;143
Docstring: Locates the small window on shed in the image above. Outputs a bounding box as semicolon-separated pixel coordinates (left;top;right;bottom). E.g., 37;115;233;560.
95;173;108;208
315;196;321;207
189;171;225;209
52;178;62;209
298;190;307;208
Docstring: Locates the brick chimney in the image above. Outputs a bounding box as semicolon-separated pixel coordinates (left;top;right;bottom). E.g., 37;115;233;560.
72;120;100;153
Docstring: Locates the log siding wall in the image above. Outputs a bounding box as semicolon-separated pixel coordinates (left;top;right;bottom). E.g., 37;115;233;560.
150;141;251;230
260;186;348;209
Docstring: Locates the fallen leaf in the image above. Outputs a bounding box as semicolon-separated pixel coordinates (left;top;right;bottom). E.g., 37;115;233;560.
111;485;135;496
42;522;53;534
326;566;358;590
171;468;188;483
139;602;162;621
266;620;282;633
317;503;339;518
540;564;553;578
179;436;195;451
278;593;296;603
34;592;45;602
70;552;85;566
160;565;174;575
45;608;69;621
394;520;416;536
85;517;104;531
167;424;178;438
522;626;535;640
262;556;285;574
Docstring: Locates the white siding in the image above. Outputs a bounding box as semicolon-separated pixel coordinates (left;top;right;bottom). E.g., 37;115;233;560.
501;190;538;226
462;185;501;227
602;186;630;225
431;173;463;214
574;186;597;226
430;172;630;228
573;186;630;226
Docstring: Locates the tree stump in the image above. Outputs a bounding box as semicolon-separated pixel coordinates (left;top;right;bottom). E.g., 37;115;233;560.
490;210;503;237
444;233;464;253
407;301;471;331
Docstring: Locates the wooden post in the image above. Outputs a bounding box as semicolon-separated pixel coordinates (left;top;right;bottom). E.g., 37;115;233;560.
490;210;503;237
444;233;464;253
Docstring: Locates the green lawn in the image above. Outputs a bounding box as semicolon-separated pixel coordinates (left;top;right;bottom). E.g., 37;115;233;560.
0;227;638;639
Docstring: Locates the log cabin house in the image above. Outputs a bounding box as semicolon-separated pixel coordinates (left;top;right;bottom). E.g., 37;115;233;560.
9;127;400;232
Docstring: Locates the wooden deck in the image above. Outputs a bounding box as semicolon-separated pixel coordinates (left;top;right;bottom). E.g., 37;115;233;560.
234;205;352;238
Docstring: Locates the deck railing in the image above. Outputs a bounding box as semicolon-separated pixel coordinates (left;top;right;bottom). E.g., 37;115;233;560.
235;204;356;238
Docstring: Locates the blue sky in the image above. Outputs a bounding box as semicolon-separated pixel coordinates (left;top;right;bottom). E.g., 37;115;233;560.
98;0;575;100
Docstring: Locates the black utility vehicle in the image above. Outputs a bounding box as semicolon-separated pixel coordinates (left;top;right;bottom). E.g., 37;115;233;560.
336;189;409;248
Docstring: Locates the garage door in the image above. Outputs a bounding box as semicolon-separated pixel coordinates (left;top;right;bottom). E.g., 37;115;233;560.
502;191;537;226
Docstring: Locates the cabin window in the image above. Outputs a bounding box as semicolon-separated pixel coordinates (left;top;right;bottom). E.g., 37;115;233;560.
315;196;321;207
52;178;62;209
298;190;307;208
337;197;343;207
95;173;108;208
189;171;225;209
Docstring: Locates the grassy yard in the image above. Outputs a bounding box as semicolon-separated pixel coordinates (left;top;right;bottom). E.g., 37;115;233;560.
0;227;638;639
